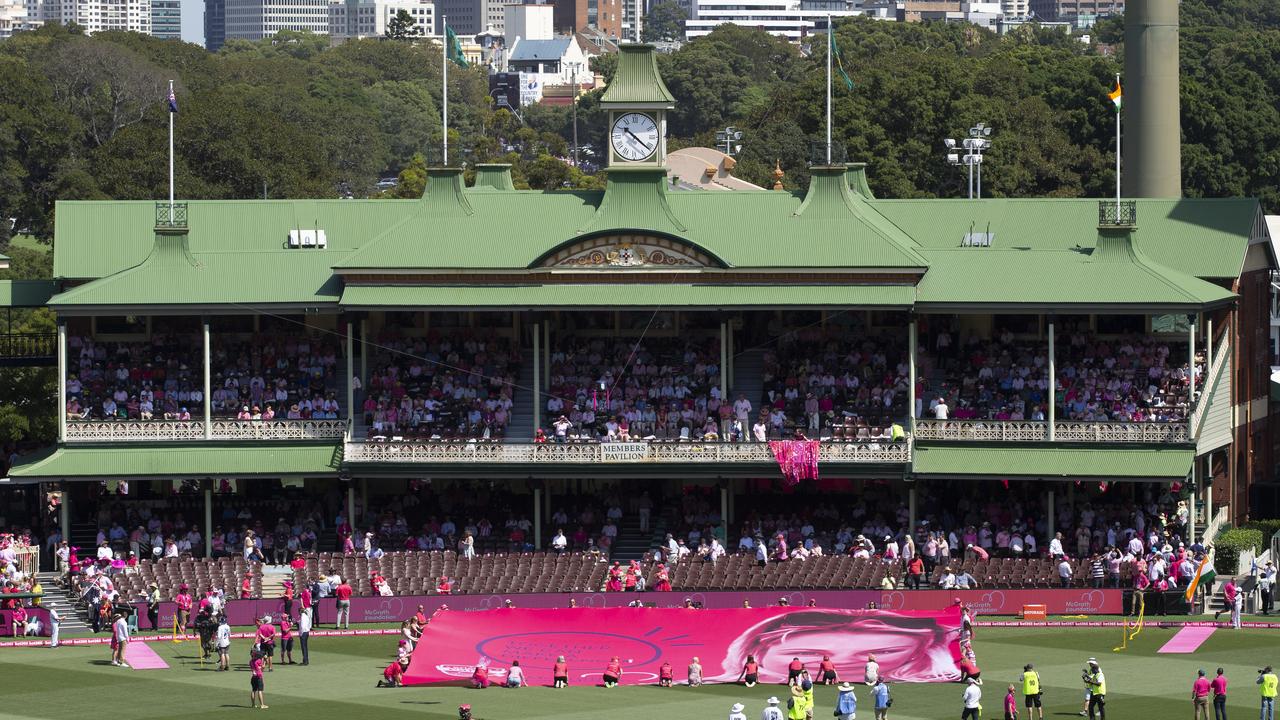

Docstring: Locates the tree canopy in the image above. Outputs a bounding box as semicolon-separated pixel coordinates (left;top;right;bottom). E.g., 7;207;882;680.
1;0;1278;246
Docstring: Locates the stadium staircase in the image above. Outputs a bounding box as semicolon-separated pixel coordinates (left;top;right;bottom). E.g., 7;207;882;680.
509;350;536;439
729;349;765;413
610;515;656;562
257;565;291;603
37;572;91;632
69;522;97;551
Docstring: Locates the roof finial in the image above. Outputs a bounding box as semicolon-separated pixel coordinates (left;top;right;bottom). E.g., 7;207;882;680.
772;160;785;191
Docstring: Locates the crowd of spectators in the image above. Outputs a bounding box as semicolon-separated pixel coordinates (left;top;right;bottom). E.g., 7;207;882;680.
64;333;344;422
544;337;722;441
362;333;519;440
925;326;1204;423
696;480;1194;591
757;328;910;439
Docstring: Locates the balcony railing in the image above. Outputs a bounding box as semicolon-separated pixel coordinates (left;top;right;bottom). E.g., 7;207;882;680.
64;419;347;442
0;332;56;360
155;201;188;229
345;439;912;464
914;419;1190;444
1098;200;1137;227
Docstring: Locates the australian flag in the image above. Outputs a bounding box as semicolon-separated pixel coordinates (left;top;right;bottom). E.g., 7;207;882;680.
167;88;178;114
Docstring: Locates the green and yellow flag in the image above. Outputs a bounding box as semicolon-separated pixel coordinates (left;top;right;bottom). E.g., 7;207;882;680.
830;31;853;91
446;26;468;67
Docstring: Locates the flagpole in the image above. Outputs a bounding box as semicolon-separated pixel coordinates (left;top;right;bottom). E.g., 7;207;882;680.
826;15;832;166
442;16;449;166
1115;72;1121;216
168;79;175;216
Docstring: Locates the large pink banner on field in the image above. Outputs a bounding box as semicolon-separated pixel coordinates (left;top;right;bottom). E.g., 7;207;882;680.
403;607;962;687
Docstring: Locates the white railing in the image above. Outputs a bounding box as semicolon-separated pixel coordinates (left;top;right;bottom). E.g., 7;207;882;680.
209;420;346;440
65;419;346;442
1191;335;1231;439
1052;421;1190;443
914;419;1190;444
66;420;206;441
344;439;911;464
914;420;1048;442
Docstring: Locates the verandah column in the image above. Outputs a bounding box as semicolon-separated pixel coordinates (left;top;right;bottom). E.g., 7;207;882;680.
533;487;542;549
1047;487;1055;539
1047;318;1056;441
533;321;541;434
204;481;213;557
1188;316;1197;412
908;482;917;530
345;317;355;440
908;318;917;429
57;320;66;442
719;321;728;431
203;317;212;439
59;484;70;548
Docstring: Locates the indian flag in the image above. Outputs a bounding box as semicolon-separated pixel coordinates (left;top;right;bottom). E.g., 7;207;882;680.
1184;547;1217;602
1108;80;1122;112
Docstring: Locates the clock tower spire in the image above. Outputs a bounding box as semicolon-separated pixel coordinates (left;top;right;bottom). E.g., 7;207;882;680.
600;44;676;168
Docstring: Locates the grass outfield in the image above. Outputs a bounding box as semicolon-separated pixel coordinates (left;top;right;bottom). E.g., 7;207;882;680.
2;626;1277;719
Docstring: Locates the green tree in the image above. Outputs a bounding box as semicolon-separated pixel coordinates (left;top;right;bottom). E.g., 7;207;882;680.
641;2;687;43
385;9;421;40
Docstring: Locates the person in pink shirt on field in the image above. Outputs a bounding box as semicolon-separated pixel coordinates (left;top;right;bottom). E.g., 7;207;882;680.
250;648;268;709
1193;669;1211;720
1211;668;1228;720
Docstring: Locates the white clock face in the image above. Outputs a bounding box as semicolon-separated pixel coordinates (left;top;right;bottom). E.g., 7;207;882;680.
611;113;659;162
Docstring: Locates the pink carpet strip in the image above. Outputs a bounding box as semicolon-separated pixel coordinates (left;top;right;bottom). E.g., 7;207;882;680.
1158;625;1217;653
123;641;171;669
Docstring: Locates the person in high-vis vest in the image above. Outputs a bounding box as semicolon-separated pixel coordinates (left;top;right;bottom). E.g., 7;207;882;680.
1022;663;1044;720
1257;666;1277;720
787;683;808;720
1084;659;1107;720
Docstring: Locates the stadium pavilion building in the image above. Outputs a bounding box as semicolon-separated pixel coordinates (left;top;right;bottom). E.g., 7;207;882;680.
3;45;1275;553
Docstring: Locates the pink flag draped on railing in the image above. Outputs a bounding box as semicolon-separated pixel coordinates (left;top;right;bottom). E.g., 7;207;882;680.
768;440;820;486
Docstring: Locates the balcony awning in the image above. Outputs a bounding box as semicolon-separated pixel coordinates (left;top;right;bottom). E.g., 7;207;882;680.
340;283;916;310
0;279;57;308
912;443;1193;481
8;442;342;480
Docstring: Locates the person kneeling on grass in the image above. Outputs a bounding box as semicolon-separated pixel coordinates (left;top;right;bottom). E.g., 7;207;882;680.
506;660;525;688
553;656;569;688
603;656;623;688
378;660;403;688
471;665;490;689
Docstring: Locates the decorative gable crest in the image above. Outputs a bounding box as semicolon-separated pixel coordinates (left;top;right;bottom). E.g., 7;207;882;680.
542;234;714;269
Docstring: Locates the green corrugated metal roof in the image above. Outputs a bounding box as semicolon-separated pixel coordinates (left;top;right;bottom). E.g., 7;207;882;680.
0;279;58;307
49;193;1259;310
600;44;675;106
875;197;1258;279
337;173;929;271
911;443;1193;479
340;283;915;308
9;442;342;478
51;233;342;309
915;246;1235;309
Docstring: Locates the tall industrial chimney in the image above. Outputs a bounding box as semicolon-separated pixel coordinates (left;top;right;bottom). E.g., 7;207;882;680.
1122;0;1181;198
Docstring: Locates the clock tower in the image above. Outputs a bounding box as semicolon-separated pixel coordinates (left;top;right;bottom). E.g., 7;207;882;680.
600;44;676;168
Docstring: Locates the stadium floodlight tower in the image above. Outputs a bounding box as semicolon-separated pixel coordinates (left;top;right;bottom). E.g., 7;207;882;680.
943;122;993;199
716;127;743;157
